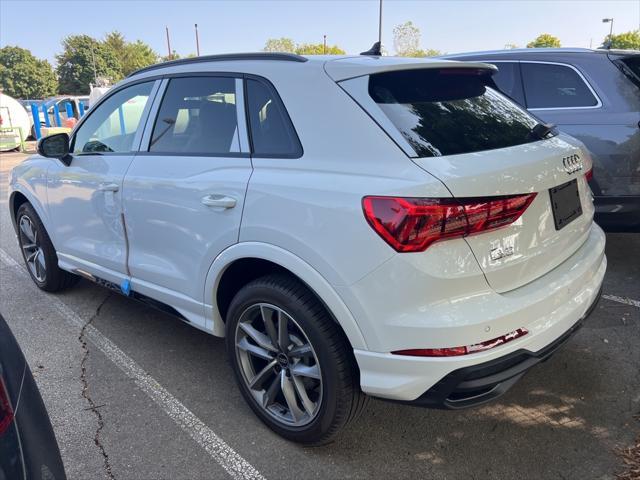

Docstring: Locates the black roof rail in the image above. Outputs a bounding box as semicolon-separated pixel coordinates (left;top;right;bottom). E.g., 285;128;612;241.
128;52;308;77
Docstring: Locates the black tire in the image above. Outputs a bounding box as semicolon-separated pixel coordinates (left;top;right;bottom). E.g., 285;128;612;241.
225;273;368;445
16;203;79;292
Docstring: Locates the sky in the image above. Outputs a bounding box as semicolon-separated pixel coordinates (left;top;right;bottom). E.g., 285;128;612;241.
1;0;639;64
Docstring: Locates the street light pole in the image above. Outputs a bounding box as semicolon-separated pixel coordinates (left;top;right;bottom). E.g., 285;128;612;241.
602;18;614;44
166;26;172;59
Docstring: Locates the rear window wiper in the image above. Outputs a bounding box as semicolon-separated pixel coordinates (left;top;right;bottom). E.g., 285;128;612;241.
529;122;558;140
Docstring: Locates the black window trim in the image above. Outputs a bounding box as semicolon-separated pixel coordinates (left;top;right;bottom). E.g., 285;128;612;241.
140;73;251;159
132;71;302;159
243;73;304;159
519;60;602;111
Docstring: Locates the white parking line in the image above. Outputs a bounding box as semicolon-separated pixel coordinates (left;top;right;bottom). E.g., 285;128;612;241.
602;294;640;309
0;248;266;480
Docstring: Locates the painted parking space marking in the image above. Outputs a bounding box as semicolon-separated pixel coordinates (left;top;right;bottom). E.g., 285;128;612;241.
602;294;640;309
0;247;266;480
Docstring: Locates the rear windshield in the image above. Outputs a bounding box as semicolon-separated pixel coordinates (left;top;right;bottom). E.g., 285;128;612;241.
368;69;540;158
614;55;640;88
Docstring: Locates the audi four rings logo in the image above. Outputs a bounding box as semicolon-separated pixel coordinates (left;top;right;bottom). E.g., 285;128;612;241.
562;154;583;174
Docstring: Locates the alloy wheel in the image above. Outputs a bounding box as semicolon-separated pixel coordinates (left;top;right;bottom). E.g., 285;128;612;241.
234;303;322;427
18;215;46;283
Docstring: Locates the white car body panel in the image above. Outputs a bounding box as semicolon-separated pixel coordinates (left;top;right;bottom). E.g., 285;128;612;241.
9;55;607;404
411;134;595;293
47;154;133;275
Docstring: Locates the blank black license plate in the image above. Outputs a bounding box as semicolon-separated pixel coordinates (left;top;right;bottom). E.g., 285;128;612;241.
549;179;582;230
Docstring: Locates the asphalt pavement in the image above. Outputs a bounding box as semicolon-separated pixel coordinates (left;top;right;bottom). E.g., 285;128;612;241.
1;149;638;480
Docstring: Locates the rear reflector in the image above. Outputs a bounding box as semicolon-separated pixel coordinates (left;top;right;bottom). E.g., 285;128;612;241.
0;377;14;435
362;193;537;252
392;328;529;357
585;168;593;182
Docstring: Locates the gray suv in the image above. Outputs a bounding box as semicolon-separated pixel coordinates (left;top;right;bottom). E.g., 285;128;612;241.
443;48;640;230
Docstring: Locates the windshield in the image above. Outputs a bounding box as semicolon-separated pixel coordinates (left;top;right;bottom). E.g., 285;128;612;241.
368;69;541;158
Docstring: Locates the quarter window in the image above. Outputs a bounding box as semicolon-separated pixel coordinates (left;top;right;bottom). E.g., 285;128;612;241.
149;77;240;155
72;82;153;154
245;79;302;157
520;63;598;108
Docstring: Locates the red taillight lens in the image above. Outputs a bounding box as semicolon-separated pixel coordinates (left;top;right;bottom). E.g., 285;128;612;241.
0;377;14;435
585;168;593;182
362;193;536;252
392;328;528;357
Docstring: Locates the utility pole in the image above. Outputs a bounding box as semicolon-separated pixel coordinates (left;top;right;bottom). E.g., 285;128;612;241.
195;24;200;56
165;26;172;59
378;0;383;46
90;45;98;84
323;35;327;54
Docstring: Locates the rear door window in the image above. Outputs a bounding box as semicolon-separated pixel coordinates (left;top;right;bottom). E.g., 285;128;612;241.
149;76;240;155
367;68;539;158
520;63;599;109
245;78;302;158
489;62;525;105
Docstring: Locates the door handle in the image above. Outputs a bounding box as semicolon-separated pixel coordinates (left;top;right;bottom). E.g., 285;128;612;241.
201;194;237;209
98;183;120;192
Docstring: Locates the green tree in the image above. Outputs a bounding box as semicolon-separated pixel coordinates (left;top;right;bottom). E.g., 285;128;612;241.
295;43;345;55
393;21;421;56
263;38;296;53
160;50;180;62
104;31;158;77
56;35;121;94
605;30;640;50
526;34;561;48
0;46;58;98
401;48;441;57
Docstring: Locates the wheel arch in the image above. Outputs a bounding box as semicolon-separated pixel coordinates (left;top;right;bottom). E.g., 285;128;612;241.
9;189;52;243
204;242;368;351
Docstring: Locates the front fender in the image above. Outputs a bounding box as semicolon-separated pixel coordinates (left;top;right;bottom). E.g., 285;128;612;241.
203;242;368;350
9;160;54;248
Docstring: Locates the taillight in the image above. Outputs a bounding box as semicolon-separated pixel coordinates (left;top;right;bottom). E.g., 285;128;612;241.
392;328;528;357
0;377;14;435
585;168;593;182
362;193;537;252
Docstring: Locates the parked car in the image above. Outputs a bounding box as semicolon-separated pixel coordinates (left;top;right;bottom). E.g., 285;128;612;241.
20;96;90;139
441;48;640;230
9;53;605;444
0;313;66;479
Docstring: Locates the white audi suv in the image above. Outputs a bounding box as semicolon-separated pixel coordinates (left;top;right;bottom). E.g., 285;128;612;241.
9;52;606;444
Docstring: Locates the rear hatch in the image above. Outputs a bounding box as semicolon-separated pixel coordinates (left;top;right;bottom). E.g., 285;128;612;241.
608;50;640;88
335;60;594;293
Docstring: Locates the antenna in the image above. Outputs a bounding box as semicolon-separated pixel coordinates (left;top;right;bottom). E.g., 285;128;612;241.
361;0;383;55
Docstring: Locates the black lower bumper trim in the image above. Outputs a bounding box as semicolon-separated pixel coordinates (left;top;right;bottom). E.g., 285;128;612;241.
392;287;602;410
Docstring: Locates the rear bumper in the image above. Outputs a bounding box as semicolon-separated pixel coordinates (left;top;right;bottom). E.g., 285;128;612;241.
351;224;607;401
399;286;601;409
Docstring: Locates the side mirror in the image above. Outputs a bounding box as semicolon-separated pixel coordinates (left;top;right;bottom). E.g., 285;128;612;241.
37;133;72;166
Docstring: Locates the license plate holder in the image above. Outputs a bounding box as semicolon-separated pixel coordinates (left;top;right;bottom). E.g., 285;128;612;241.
549;179;582;230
